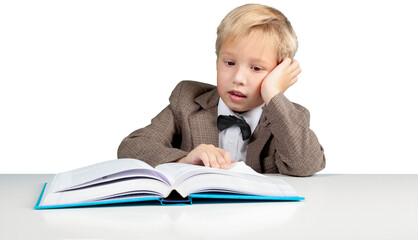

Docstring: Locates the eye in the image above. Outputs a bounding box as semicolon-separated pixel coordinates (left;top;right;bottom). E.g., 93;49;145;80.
251;66;262;72
225;61;235;66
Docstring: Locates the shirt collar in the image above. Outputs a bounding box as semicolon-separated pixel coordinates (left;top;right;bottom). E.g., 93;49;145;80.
217;98;264;134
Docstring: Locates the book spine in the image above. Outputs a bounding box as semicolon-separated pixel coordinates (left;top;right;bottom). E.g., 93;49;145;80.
159;197;192;206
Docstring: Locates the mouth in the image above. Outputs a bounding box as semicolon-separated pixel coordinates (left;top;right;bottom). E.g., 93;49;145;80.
228;90;247;102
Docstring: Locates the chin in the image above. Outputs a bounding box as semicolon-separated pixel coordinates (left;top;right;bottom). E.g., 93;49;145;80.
228;103;250;113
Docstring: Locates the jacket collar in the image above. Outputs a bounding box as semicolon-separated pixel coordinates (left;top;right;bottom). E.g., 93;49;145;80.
194;87;219;110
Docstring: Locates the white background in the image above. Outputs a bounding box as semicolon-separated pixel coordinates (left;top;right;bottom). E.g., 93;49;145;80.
1;0;417;173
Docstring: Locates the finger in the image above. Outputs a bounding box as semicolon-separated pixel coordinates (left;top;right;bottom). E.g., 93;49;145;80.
288;64;301;79
290;59;299;66
207;150;221;169
218;149;232;169
289;60;301;72
214;149;228;169
206;145;224;168
208;147;226;169
199;151;211;168
290;77;298;85
279;57;292;66
296;66;302;75
290;69;301;79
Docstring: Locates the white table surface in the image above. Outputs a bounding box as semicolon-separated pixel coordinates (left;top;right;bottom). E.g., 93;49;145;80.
0;174;417;240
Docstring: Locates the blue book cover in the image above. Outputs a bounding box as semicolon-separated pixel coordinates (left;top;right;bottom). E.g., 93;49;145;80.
35;183;304;209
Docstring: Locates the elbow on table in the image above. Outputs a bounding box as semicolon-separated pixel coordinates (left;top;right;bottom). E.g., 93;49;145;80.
279;151;326;177
117;137;137;159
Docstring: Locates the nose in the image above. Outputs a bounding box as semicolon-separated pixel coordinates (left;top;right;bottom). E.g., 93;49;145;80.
233;66;246;85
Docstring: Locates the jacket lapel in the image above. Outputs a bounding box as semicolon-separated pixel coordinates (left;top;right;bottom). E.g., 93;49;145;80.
246;111;272;173
189;88;220;147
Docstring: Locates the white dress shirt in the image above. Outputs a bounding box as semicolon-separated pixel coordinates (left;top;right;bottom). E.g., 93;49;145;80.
218;98;264;162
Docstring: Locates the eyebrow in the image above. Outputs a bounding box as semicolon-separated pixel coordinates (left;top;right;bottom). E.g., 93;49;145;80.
221;53;273;68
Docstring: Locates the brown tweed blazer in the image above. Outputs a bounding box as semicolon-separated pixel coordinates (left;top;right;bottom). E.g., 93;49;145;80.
118;80;325;176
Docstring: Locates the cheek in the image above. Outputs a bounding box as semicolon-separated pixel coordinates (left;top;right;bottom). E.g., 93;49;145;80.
216;68;229;86
251;75;266;92
216;70;227;93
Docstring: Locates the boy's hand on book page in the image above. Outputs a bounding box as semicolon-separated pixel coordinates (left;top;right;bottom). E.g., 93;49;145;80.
176;144;233;169
260;58;301;105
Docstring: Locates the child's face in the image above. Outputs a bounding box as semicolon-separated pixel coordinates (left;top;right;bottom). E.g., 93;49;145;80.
216;34;278;112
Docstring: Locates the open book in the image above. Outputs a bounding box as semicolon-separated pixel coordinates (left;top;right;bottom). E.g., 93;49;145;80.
35;158;304;209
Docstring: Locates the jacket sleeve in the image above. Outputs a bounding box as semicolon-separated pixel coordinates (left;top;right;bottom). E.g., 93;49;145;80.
262;93;326;176
117;91;190;167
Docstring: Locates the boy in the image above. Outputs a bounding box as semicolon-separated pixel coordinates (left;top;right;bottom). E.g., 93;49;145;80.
118;4;325;176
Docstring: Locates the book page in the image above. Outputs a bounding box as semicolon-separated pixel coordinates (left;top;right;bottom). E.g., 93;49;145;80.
50;158;169;192
155;162;264;186
178;173;297;197
40;178;171;206
156;162;297;198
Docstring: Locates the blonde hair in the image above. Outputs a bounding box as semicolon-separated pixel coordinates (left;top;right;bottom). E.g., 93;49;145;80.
216;4;298;62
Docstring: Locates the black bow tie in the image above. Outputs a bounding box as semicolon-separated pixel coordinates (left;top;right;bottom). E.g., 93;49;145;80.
217;115;251;140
